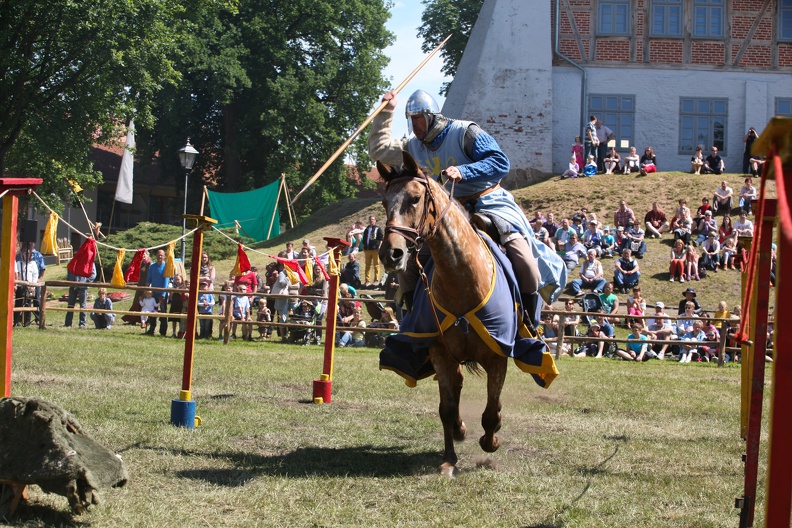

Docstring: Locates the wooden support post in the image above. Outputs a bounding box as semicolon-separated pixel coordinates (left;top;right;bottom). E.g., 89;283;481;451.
38;284;47;330
717;320;729;367
222;295;233;344
555;314;566;359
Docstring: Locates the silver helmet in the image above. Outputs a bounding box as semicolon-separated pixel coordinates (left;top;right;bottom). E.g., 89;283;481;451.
405;90;440;117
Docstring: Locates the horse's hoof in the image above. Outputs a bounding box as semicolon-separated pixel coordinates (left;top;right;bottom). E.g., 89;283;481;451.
479;435;500;453
439;463;458;478
453;421;467;442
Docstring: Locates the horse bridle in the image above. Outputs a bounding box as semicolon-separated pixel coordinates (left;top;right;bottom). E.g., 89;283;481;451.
383;174;455;251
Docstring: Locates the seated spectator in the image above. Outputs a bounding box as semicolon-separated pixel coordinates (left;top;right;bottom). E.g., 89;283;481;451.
679;320;706;363
646;302;677;359
672;213;693;247
685;244;701;281
718;215;734;244
614;225;627;252
749;156;766;177
644;202;670;239
669;239;687;282
622;219;647;257
600;226;616;258
562;233;588;271
543;212;560;240
694;197;712;230
562;155;579;179
700;231;721;272
346;220;364;254
639;146;657;175
561;298;580;337
571;215;586;237
337;302;367;348
713;180;734;215
700;325;722;362
674;198;692;226
703;146;725;174
603;147;621;174
583;155;597;177
713;301;730;330
622;146;640;174
677;287;702;315
541;310;565;357
733;210;754;237
340;251;361;289
613;248;640;293
599;282;620;320
626;286;646;325
571;249;607;297
90;287;115;330
675;301;699;337
582;221;603;256
530;211;547;230
552;217;576;252
690;146;705;174
575;319;607;358
534;222;551;247
695;210;717;245
613;200;636;229
590;312;615;358
721;235;737;270
617;322;654;361
738;177;757;214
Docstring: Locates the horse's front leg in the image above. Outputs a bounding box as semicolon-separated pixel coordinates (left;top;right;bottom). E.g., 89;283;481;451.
480;356;507;453
432;348;465;477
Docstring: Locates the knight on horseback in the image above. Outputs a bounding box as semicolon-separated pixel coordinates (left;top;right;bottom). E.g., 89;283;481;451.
368;89;567;381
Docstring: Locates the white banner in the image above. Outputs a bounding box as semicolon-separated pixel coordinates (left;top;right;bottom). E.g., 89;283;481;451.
115;120;135;204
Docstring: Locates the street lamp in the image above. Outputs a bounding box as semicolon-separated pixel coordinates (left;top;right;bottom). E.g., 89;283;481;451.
177;139;198;261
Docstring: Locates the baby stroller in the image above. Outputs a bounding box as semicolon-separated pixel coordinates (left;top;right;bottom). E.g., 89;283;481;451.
288;300;319;345
578;293;603;326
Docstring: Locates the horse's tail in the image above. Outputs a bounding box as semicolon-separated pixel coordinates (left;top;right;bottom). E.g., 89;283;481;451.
463;361;484;377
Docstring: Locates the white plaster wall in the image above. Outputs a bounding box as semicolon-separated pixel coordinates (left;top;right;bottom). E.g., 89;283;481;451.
551;66;792;174
443;0;554;185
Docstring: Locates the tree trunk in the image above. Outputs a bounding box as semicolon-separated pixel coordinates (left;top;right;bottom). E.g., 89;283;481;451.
222;102;241;192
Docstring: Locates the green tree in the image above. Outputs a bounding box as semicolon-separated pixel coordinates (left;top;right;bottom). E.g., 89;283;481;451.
143;0;393;218
418;0;483;95
0;0;181;199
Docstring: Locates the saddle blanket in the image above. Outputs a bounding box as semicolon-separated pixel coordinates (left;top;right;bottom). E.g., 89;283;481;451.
390;233;558;388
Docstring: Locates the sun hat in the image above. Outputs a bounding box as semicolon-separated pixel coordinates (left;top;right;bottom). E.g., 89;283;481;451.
655;301;664;308
603;225;610;231
682;287;697;297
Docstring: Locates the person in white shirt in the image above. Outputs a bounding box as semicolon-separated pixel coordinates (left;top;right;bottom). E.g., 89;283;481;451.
712;180;734;215
733;211;754;237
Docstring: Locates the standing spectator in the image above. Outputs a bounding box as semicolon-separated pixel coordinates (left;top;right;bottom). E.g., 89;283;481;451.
571;135;584;169
284;241;297;260
362;215;383;287
613;200;636;229
733;210;754;237
738;177;757;214
301;239;317;257
595;119;615;172
743;127;759;174
603;146;621;174
570;249;606;297
613;248;640;293
90;287;115;330
584;115;598;163
712;180;734;215
14;247;39;327
644;202;670;239
139;290;158;331
199;252;216;291
270;255;291;341
703;146;725;174
168;275;187;338
16;241;45;307
145;249;170;336
690;146;705;174
234;266;259;294
255;299;272;340
622;146;640;174
669;239;687;282
231;283;253;341
197;280;215;339
639;147;657;175
64;263;96;328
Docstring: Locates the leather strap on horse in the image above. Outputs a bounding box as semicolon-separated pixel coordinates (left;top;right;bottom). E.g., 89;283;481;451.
456;183;501;206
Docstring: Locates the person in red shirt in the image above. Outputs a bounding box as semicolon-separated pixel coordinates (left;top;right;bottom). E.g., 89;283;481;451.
644;202;670;239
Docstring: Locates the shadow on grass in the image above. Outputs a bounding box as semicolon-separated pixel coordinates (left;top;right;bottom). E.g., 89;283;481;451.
6;501;93;527
173;445;439;485
521;437;627;528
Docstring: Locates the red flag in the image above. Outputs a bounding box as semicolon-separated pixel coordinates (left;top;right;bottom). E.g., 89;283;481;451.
124;248;147;283
275;256;308;285
313;257;330;280
231;243;251;276
67;238;97;278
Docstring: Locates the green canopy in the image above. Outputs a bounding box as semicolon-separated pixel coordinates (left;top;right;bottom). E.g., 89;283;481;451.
207;180;281;242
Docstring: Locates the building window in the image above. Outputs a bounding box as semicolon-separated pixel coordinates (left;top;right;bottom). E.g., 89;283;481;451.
651;0;683;37
777;98;792;117
149;196;181;225
693;0;724;38
781;0;792;42
598;0;631;36
679;98;728;155
589;94;635;151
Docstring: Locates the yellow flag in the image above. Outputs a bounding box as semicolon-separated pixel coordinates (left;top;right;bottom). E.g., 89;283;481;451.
284;266;299;285
67;179;83;193
41;213;59;255
304;260;313;284
327;251;339;276
164;242;175;277
110;250;127;288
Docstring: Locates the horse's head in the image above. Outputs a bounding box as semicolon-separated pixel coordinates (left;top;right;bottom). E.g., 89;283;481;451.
377;151;440;272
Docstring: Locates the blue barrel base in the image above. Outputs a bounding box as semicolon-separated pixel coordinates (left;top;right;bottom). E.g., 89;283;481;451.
170;398;197;429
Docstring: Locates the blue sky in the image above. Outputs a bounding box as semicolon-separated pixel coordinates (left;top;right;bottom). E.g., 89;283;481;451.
380;0;450;139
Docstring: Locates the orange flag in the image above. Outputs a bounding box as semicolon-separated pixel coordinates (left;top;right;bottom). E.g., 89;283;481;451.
231;244;251;276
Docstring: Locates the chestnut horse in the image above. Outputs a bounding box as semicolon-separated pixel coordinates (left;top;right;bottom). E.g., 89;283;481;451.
377;151;544;477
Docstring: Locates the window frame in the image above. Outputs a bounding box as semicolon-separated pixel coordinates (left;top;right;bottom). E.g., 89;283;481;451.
776;97;792;117
650;0;683;37
692;0;725;39
597;0;632;36
679;97;729;155
780;0;792;42
589;94;635;152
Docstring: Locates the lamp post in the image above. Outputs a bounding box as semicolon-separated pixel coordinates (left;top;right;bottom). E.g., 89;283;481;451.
177;139;198;261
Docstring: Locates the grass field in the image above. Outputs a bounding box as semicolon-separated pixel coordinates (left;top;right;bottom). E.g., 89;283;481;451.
4;323;769;527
